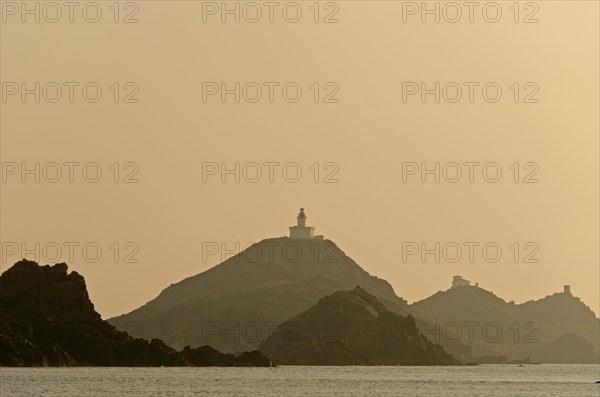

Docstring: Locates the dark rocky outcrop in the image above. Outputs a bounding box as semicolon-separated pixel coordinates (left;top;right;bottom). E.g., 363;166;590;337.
0;260;272;367
181;345;272;367
258;286;459;365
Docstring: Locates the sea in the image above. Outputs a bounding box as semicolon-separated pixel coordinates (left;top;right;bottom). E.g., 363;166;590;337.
1;364;599;397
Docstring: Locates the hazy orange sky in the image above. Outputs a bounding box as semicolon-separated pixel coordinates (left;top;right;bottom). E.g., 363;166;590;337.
1;1;598;318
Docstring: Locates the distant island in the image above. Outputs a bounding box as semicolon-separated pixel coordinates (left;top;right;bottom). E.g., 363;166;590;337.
412;279;600;364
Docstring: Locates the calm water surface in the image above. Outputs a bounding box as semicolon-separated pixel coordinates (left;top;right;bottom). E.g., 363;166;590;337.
1;365;599;396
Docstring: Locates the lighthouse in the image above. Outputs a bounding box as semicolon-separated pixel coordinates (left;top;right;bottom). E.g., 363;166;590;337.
289;208;316;239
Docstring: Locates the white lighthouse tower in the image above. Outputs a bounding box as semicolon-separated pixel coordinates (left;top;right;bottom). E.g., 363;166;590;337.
289;208;316;239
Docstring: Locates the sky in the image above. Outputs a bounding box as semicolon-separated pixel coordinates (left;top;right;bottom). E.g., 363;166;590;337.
1;1;599;318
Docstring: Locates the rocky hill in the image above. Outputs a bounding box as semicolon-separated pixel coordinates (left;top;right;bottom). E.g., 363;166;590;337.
258;286;459;365
109;238;412;353
411;285;600;363
0;260;272;367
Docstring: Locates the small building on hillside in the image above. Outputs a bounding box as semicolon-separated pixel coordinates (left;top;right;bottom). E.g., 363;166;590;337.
451;275;471;289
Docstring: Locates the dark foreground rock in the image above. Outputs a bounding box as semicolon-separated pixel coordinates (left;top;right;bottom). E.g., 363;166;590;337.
259;286;460;365
0;260;272;367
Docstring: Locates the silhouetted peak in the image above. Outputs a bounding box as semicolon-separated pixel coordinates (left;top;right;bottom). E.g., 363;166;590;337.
0;260;93;316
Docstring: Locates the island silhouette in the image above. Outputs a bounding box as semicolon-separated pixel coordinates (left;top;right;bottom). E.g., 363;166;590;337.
1;209;598;366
